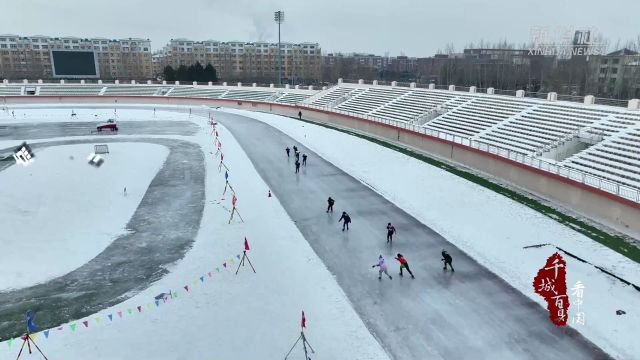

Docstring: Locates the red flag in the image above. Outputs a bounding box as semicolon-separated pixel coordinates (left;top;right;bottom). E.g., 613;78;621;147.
215;130;219;137
221;153;224;161
232;194;237;207
301;311;306;329
244;237;250;251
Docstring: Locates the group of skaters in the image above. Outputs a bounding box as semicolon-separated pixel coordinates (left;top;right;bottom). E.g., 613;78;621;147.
285;145;308;174
286;142;456;281
327;195;455;281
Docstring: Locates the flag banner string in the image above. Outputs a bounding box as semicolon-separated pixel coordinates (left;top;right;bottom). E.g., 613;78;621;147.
0;112;244;348
1;253;241;347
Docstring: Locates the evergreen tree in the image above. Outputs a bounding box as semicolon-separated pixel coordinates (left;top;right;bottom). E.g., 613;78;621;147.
204;63;218;82
163;65;176;81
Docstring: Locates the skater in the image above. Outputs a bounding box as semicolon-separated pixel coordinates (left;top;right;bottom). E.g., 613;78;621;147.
285;147;290;157
295;151;300;161
123;187;127;196
394;253;414;278
386;222;396;244
298;110;302;120
372;255;392;280
295;160;301;174
302;153;307;166
293;145;298;153
71;110;77;118
338;211;351;231
442;250;455;272
326;197;335;213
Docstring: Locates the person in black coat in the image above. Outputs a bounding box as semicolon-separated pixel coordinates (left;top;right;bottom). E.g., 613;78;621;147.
302;154;307;166
338;211;351;231
298;110;302;120
295;151;300;161
441;250;454;272
285;147;290;157
326;197;335;213
295;160;301;173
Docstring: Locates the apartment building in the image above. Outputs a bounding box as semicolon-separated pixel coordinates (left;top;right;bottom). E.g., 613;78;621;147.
157;39;322;83
595;48;640;98
0;34;153;80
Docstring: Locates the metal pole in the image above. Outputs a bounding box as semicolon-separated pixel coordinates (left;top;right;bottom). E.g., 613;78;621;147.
278;19;282;85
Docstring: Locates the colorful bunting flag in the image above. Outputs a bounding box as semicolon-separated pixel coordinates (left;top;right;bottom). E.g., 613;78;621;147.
44;330;50;339
136;306;142;313
146;303;152;310
184;285;189;292
223;262;227;268
29;333;37;341
127;308;133;315
244;237;250;251
216;267;220;272
82;320;89;328
237;254;241;259
7;338;12;348
117;311;123;318
95;316;101;324
108;314;113;321
208;272;212;277
70;323;77;332
192;279;198;286
155;300;160;307
173;291;178;298
200;276;204;283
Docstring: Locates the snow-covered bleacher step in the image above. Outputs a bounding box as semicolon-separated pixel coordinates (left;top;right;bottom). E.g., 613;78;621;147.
166;87;228;98
309;86;359;107
221;90;274;101
0;86;22;96
275;93;309;104
38;86;104;96
562;128;640;189
103;86;165;95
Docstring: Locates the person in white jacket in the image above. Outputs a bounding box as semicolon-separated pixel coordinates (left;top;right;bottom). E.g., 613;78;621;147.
372;255;393;280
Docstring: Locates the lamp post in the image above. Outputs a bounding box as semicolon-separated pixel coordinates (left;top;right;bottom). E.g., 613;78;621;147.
274;10;285;85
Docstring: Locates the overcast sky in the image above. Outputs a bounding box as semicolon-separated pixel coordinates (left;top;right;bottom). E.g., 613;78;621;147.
3;0;639;56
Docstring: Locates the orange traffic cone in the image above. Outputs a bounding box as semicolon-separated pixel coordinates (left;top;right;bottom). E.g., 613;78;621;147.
268;190;272;197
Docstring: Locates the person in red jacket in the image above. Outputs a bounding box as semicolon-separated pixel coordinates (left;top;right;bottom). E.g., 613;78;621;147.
394;253;415;278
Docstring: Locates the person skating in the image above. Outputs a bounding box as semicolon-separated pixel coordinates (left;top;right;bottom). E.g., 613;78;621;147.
295;160;301;174
372;255;392;280
302;154;307;166
441;250;455;272
298;110;302;120
338;211;351;231
386;222;396;244
326;197;335;213
293;145;298;153
394;253;414;278
295;151;300;161
286;147;290;158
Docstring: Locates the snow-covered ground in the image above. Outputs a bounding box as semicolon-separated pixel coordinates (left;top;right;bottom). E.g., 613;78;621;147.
218;108;640;360
0;143;168;291
0;107;390;360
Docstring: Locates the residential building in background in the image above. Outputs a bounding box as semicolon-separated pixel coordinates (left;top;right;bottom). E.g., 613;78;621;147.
0;34;152;80
155;39;322;84
594;49;640;98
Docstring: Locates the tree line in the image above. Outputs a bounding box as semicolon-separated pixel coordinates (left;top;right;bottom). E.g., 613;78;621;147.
163;62;218;82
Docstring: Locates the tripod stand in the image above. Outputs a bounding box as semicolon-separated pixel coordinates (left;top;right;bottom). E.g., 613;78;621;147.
284;331;315;360
16;332;48;360
228;206;245;224
223;181;236;195
235;250;256;275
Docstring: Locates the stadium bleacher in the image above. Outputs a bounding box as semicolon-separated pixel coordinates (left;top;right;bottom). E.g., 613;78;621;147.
2;81;639;191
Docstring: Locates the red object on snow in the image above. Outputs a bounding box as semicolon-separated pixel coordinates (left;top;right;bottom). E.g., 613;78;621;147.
301;311;306;329
221;153;224;161
244;237;250;251
96;119;118;131
232;194;237;207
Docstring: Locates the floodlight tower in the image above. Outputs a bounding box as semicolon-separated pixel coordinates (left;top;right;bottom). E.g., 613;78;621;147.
274;10;285;85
